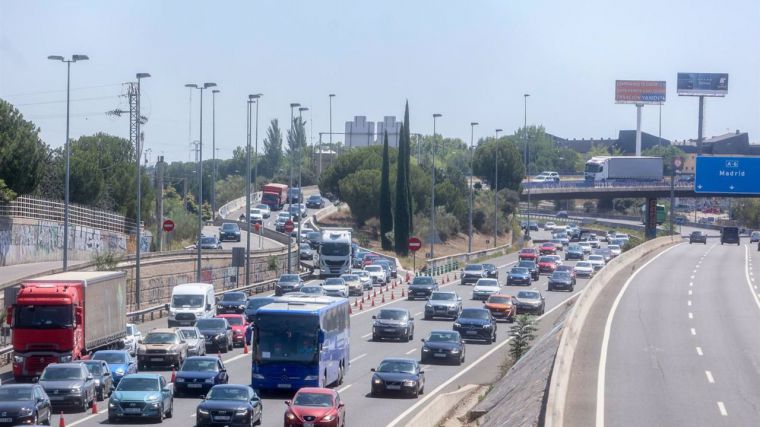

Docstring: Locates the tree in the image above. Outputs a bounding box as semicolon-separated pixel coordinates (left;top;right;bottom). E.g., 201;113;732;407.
215;175;246;207
261;119;283;178
509;314;537;362
394;121;411;256
0;179;17;202
319;145;384;200
338;169;381;226
643;145;686;176
286;117;307;178
379;131;393;250
473;138;524;192
0;99;48;194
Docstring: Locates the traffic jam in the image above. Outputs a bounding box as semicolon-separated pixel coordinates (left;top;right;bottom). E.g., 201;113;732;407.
0;219;625;426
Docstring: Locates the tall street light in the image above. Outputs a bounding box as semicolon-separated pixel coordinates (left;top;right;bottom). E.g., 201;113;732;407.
134;72;150;309
252;94;262;250
47;54;89;271
430;113;442;259
468;122;479;256
524;93;531;240
324;94;335;177
185;82;217;282
245;96;253;284
287;103;301;273
494;128;503;248
298;106;309;259
211;89;220;218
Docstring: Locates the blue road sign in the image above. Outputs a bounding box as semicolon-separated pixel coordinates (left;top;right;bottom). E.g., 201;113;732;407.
695;156;760;194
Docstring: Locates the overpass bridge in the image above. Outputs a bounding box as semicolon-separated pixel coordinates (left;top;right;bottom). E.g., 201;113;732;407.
519;179;754;201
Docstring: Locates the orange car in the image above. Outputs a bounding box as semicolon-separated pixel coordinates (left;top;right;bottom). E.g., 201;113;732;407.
483;294;517;322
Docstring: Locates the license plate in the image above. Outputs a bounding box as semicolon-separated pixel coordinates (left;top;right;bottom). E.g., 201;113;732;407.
124;408;142;414
465;330;478;335
416;292;425;295
384;328;396;332
49;396;64;401
277;383;291;389
188;384;202;388
0;418;12;423
386;385;401;390
151;357;163;362
304;423;314;427
214;416;231;421
434;353;447;358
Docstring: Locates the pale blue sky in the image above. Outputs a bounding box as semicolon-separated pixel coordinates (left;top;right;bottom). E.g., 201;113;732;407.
1;0;758;162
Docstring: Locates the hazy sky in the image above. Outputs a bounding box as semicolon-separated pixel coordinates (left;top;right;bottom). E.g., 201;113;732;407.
2;0;759;163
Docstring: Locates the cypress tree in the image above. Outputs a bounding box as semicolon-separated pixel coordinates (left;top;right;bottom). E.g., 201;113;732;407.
394;123;410;256
379;131;393;250
403;101;413;234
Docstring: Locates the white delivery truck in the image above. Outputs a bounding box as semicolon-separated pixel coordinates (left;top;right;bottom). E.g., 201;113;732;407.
318;228;353;277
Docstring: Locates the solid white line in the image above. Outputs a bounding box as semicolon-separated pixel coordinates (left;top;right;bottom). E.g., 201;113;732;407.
337;384;352;393
361;333;372;339
596;244;681;427
386;287;581;427
688;312;693;320
696;346;703;356
743;245;760;313
223;352;250;364
691;328;697;336
705;370;715;383
405;348;417;355
414;312;423;318
350;353;367;364
66;409;105;427
717;401;728;416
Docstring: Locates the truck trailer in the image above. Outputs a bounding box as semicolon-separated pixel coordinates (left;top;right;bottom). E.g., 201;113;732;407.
6;271;127;382
584;156;663;182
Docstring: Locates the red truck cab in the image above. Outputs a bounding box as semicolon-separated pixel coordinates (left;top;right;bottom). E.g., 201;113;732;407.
261;183;288;211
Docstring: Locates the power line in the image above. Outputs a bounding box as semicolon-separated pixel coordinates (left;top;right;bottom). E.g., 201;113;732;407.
1;83;123;97
12;95;119;106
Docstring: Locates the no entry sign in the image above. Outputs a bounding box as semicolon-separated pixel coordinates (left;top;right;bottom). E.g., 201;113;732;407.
162;219;175;233
408;237;422;252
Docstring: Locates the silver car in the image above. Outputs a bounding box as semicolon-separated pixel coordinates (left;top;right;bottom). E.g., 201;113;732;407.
123;324;142;356
352;269;373;290
424;291;462;320
178;327;206;357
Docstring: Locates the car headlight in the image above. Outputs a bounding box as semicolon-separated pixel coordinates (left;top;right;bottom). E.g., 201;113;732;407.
482;324;492;328
422;347;430;352
13;355;24;364
322;413;337;422
59;355;72;363
115;368;125;375
198;408;209;415
373;378;382;385
109;401;118;408
304;375;320;381
286;412;296;420
236;408;249;415
146;394;160;402
403;380;417;386
18;407;34;416
453;323;461;328
204;378;214;384
70;385;81;394
175;377;185;383
450;349;460;353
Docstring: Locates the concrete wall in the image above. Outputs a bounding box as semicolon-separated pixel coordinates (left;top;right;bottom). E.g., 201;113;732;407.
0;217;127;267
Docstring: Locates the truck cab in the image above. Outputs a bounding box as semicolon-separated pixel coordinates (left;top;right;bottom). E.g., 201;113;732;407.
166;283;216;327
319;229;353;277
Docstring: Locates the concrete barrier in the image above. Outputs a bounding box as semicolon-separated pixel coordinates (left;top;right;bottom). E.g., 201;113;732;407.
544;234;679;426
402;384;481;427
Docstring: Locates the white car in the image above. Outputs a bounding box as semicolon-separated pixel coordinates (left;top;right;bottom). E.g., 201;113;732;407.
574;262;594;278
614;233;630;242
322;278;348;298
340;274;363;296
608;244;622;258
531;175;554;183
123;323;142;355
544;222;557;231
546;255;563;266
577;242;592;254
472;278;501;300
364;265;387;285
587;255;606;271
352;269;373;290
254;204;271;218
541;171;560;182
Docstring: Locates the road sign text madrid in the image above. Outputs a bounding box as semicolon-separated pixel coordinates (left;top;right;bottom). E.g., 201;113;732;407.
695;156;760;194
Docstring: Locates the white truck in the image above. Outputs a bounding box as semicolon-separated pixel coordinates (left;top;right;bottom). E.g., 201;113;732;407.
318;228;353;277
584;156;663;182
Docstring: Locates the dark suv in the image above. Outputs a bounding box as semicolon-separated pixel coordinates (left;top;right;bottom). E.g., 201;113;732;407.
689;231;707;244
453;308;497;343
38;363;97;412
720;226;740;245
218;223;241;242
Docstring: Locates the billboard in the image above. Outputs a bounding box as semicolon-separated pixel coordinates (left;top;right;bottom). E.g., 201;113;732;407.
677;73;728;97
615;80;666;104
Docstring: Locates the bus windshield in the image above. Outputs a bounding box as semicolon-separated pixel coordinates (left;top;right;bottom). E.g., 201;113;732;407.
256;315;319;363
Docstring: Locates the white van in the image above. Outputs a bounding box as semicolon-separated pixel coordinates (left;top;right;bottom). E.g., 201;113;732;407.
166;283;216;327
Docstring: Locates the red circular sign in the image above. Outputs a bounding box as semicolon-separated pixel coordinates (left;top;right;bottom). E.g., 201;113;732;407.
408;237;422;252
284;220;295;233
162;219;175;233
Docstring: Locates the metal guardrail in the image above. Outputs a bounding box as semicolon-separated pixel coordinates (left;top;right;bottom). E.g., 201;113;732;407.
521;179;694;192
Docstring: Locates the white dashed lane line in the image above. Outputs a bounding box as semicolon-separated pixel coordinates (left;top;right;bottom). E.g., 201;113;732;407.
691;328;697;336
405;348;417;355
696;347;703;356
718;402;728;416
705;371;715;384
688;312;693;320
350;353;367;364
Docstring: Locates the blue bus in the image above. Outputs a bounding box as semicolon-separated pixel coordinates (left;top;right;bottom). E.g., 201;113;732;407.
251;295;350;392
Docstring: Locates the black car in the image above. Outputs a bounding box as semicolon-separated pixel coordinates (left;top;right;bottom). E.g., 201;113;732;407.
305;194;325;209
307;231;322;249
453;308;497;343
721;226;740;245
506;267;532;286
517;260;539;281
0;384;53;426
565;245;585;261
217;291;247;314
82;360;114;401
407;276;439;300
195;318;234;353
195;385;262;427
198;235;223;250
420;330;465;365
372;308;414;342
218;223;241;242
174;356;228;397
287;188;303;204
275;274;304;296
689;231;707;244
37;363;96;412
514;289;545;315
483;263;498;280
548;271;575;292
370;358;425;397
461;264;487;285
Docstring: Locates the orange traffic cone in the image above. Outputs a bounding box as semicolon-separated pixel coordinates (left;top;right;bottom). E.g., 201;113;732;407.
391;292;395;300
382;294;386;303
91;400;98;414
371;298;375;307
170;367;176;383
349;305;353;315
406;272;411;282
59;411;65;427
354;299;359;307
359;302;364;310
401;288;405;297
244;341;249;354
373;289;377;297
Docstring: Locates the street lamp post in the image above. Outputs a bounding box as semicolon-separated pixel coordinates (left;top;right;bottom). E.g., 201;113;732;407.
298;107;309;261
494;128;503;248
524;93;531;240
245;97;252;285
185;82;217;282
430;113;442;259
47;54;89;271
134;72;150;309
287;103;301;273
252;95;262;249
211;89;220;218
324;94;335;178
468;122;479;256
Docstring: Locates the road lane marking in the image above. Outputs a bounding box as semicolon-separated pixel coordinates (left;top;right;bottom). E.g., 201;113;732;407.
690;275;695;280
696;346;703;356
405;348;417;355
693;270;697;274
743;245;760;313
223;352;250;364
705;371;714;383
338;384;352;393
596;244;681;427
386;289;582;427
691;328;697;336
362;333;372;339
717;401;728;416
350;353;367;364
688;289;692;296
414;312;423;317
688;312;693;319
689;282;693;287
67;410;105;427
688;300;692;306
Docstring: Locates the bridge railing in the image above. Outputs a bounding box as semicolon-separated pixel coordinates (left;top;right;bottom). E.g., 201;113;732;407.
522;179;693;192
0;195;138;233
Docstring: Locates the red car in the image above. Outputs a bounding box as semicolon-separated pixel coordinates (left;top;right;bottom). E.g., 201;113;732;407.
362;253;382;268
537;256;558;274
539;242;557;255
518;248;538;261
285;387;346;427
555;264;576;279
215;314;248;347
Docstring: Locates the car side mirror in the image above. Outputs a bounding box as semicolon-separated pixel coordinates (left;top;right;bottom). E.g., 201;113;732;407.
372;315;377;319
420;338;425;342
164;303;170;311
370;368;376;372
284;400;292;406
206;304;212;311
86;375;93;381
200;394;206;400
227;326;232;330
419;370;425;374
32;376;39;383
103;372;111;376
409;317;414;321
338;402;345;408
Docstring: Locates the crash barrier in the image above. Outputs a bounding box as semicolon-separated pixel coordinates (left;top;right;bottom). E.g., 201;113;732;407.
424;242;512;277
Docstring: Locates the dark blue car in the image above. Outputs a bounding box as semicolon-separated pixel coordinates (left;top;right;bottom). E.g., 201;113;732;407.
217;291;247;314
91;350;136;386
453;308;497;343
195;384;262;426
174;356;229;397
506;267;531;286
420;330;465;365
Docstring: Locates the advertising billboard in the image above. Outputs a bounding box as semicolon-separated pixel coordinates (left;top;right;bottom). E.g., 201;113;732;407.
615;80;666;104
677;73;728;97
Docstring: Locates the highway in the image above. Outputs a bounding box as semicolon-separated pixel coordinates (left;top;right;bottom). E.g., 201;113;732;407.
49;229;608;427
594;241;760;426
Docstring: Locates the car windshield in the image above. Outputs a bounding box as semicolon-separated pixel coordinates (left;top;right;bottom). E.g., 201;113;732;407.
222;293;246;302
126;325;137;336
608;245;620;250
246;298;273;310
324;278;344;286
207;386;250;401
577;262;592;268
341;275;358;281
460;309;489;320
222;317;243;326
221;223;237;231
476;279;499;287
84;363;103;375
539;256;555;263
517;291;540;299
301;286;323;294
172;294;204;308
518;261;535;268
427;332;459;342
431;292;456;301
552;272;571;279
464;264;483;271
412;277;434;285
309;195;321;201
201;237;216;244
41;367;82;381
294;392;334;407
181;359;218;372
589;255;604;261
377;310;408;320
279;275;300;283
321;242;350;256
510;267;528;274
196;319;227;329
520;249;535;254
487;296;511;304
93;352;129;364
143;333;178;344
0;387;34;401
255;204;268;210
180;329;199;339
365;266;381;272
308;232;321;240
117;377;159;392
377;360;416;374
